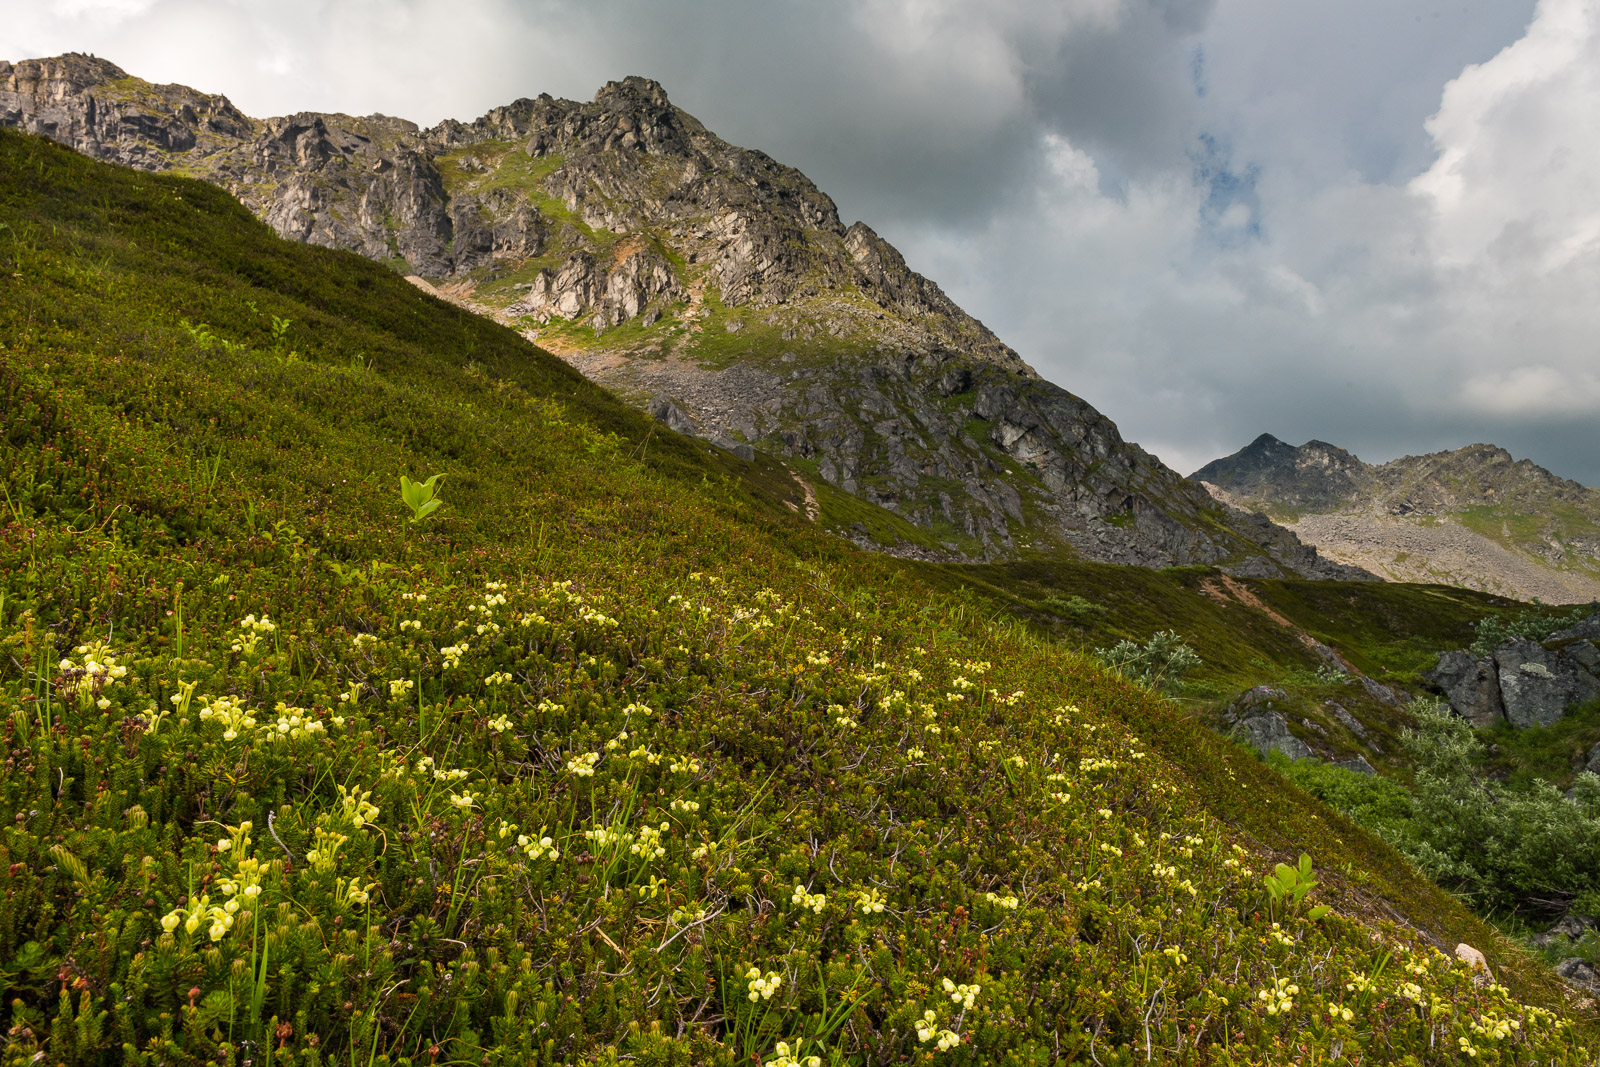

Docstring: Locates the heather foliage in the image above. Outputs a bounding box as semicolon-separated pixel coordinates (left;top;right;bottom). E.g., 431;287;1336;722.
0;129;1591;1065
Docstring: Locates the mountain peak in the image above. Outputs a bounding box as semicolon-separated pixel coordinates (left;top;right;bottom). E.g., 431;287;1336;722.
0;55;1364;579
1191;435;1600;601
594;76;671;107
1190;435;1370;511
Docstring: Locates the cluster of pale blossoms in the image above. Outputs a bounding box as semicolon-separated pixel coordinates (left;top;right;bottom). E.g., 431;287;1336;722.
1259;978;1298;1016
197;694;256;741
763;1040;820;1067
265;702;329;741
943;978;980;1010
855;887;886;914
791;884;827;913
916;1011;961;1052
58;641;130;707
746;967;783;1001
160;825;261;942
230;614;276;655
497;821;559;862
630;823;668;860
335;785;380;828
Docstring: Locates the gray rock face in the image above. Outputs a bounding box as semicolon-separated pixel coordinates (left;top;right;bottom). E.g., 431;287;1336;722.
1192;435;1600;603
1226;688;1314;761
1494;637;1600;728
1356;675;1407;707
1191;434;1368;512
1426;650;1506;727
1237;711;1313;761
1555;957;1599;991
1325;701;1370;738
1550;615;1600;644
1428;612;1600;729
1331;755;1377;775
1532;914;1594;950
649;394;697;436
1588;742;1600;776
0;53;1372;577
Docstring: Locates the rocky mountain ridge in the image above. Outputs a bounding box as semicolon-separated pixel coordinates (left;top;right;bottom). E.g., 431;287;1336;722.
1;53;1361;576
1194;434;1600;602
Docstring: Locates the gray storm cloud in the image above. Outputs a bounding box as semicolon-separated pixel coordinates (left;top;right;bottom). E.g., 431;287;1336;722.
6;0;1596;485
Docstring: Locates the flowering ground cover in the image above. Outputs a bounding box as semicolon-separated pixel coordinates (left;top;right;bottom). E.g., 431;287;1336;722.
0;129;1594;1064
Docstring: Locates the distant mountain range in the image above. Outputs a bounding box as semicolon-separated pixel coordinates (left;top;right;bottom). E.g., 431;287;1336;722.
1193;434;1600;603
0;53;1368;579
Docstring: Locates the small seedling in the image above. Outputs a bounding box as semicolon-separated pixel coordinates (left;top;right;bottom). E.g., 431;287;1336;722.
1264;853;1331;922
399;473;446;524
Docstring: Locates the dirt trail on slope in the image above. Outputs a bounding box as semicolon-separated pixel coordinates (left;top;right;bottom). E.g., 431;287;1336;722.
788;473;819;522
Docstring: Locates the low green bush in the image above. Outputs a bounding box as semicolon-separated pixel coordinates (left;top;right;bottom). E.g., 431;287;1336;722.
1094;630;1201;695
1283;700;1600;918
1470;605;1590;656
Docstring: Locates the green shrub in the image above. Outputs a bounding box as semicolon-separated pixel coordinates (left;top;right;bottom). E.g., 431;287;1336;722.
1037;594;1105;623
1470;605;1590;656
1279;701;1600;919
1094;630;1201;695
1269;754;1419;855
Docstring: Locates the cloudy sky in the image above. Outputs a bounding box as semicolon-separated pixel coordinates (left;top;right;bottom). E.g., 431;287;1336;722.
7;0;1600;485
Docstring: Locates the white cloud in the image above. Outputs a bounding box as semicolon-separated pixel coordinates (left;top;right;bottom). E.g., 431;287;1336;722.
1459;366;1600;417
46;0;156;21
1412;0;1600;272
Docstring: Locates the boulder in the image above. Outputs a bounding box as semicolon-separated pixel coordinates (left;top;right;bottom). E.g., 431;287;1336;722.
1356;675;1406;707
1325;701;1370;738
1226;689;1313;761
1563;638;1600;676
1494;638;1600;728
1331;756;1377;775
1427;650;1505;727
1555;957;1599;991
649;394;697;436
1235;712;1313;761
1589;741;1600;776
1547;610;1600;644
712;437;756;462
1532;913;1593;950
1454;943;1491;977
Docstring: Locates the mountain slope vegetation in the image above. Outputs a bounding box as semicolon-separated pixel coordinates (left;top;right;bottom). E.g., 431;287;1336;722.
0;53;1357;579
0;129;1593;1065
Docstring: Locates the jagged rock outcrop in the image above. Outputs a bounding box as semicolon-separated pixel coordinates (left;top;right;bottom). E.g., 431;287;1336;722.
1224;688;1314;761
1194;434;1368;512
1194;435;1600;601
1555;958;1600;993
2;53;1361;575
1429;651;1507;727
1426;611;1600;727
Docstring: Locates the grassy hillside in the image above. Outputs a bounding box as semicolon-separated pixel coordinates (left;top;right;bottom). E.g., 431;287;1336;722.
0;128;1593;1065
